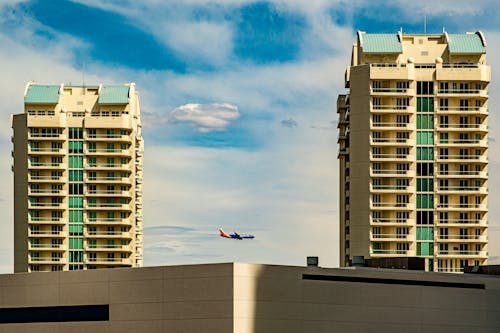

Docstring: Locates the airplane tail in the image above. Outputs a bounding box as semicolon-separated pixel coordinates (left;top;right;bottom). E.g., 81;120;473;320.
219;228;230;238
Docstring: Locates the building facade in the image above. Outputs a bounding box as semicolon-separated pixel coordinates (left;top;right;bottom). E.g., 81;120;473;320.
338;31;490;272
0;263;498;332
11;82;144;272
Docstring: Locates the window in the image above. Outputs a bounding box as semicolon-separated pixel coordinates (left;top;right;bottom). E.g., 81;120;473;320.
417;97;434;111
417;242;433;256
439;195;448;208
417;227;434;240
68;128;83;139
417;131;433;145
417;147;433;160
417;115;433;129
439;98;448;110
439;133;448;144
417;82;434;95
417;211;433;225
69;197;83;208
417;179;433;192
417;163;433;176
68;156;83;169
417;194;433;209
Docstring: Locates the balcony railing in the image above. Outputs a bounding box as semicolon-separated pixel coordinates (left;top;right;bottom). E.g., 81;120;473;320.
437;234;487;241
437;250;487;257
371;233;413;240
436;219;486;225
370;218;413;224
29;243;64;250
28;147;65;154
371;87;409;93
371;153;412;160
371;249;410;255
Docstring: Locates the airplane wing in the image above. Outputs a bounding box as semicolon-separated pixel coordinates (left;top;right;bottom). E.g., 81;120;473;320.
219;228;231;238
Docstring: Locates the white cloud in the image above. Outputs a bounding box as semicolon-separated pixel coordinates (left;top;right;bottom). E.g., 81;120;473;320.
168;102;240;132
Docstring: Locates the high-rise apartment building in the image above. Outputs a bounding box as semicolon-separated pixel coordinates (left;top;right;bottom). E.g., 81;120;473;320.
338;31;490;272
12;82;144;272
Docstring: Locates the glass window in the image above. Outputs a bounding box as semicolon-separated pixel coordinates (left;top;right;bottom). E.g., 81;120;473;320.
417;194;434;209
417;131;434;145
69;210;84;222
69;197;83;208
417;97;434;112
417;147;433;160
417;115;434;129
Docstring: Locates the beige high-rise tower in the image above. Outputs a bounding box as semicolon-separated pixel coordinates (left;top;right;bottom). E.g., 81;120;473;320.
338;31;490;272
12;82;144;272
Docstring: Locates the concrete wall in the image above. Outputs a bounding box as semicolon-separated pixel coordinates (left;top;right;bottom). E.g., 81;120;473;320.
0;263;499;332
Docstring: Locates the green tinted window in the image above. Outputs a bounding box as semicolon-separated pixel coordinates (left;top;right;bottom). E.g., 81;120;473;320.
69;238;84;250
417;147;434;160
69;197;83;208
69;170;83;182
417;131;434;145
417;227;434;240
69;210;84;222
417;194;434;208
417;97;434;112
68;156;83;169
417;242;434;256
417;115;434;129
417;179;434;192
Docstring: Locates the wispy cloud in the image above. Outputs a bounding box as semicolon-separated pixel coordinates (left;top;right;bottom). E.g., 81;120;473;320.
280;118;297;128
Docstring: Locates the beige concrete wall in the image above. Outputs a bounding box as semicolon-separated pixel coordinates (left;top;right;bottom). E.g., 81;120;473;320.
348;65;371;259
0;263;499;332
0;264;234;333
12;114;29;273
234;263;500;333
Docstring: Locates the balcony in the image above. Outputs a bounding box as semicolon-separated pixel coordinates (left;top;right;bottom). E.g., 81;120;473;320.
436;250;488;258
370;169;414;178
370;234;414;242
437;139;488;148
436;106;488;115
436;186;486;194
29;230;67;237
436;123;488;132
28;133;64;140
85;203;131;211
28;257;66;265
371;105;410;113
370;122;414;131
84;163;130;171
436;204;487;211
436;64;490;82
28;202;65;210
437;89;488;98
436;155;487;163
86;218;131;225
85;148;131;156
28;162;65;170
29;217;64;224
85;190;131;197
370;249;411;256
370;184;413;193
436;234;487;242
370;138;414;146
85;258;131;265
28;175;66;183
28;189;67;196
370;153;413;161
28;243;65;251
85;134;131;142
436;219;487;227
28;147;66;155
85;176;131;184
370;87;413;96
436;267;464;273
85;244;131;251
435;170;487;179
85;231;131;238
369;63;413;80
370;218;414;226
370;202;414;210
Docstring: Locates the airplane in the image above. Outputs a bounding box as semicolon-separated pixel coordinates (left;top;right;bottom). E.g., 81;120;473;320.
219;228;255;240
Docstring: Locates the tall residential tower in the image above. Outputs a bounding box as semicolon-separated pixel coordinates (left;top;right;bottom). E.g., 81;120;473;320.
12;82;144;272
338;31;490;272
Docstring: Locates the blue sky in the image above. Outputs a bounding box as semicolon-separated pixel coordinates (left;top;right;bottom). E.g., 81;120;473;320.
0;0;500;271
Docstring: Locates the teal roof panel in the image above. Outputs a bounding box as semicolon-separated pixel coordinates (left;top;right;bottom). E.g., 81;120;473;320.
448;34;486;54
24;85;60;104
98;85;130;104
362;33;402;54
